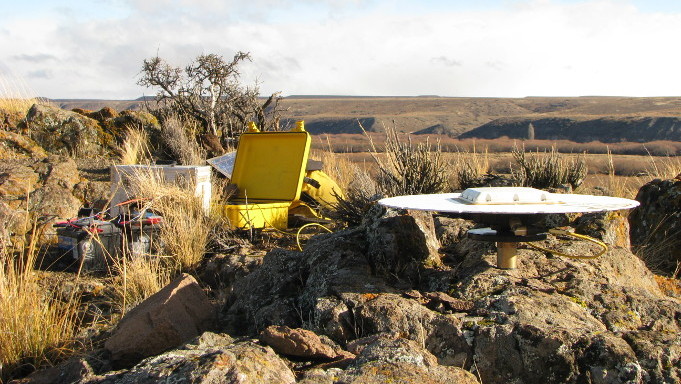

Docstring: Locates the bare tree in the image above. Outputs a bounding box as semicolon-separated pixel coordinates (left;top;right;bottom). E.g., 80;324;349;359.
138;52;284;145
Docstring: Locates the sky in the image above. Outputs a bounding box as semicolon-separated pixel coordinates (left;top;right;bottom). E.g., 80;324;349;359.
0;0;680;99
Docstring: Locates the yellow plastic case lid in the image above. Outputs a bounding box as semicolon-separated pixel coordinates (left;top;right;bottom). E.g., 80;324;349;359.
231;127;311;202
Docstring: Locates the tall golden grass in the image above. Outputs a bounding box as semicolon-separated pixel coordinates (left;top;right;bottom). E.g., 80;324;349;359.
0;226;79;382
118;126;150;165
451;145;490;189
0;72;47;118
108;167;215;312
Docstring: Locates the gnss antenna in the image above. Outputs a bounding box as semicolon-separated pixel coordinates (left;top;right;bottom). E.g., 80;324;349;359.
379;187;639;269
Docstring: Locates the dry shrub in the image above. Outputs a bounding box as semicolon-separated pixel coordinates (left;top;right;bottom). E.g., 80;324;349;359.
160;114;206;165
512;144;587;190
118;126;150;165
365;123;448;196
0;230;79;381
329;167;380;227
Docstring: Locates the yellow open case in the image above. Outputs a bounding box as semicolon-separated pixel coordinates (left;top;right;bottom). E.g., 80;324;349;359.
215;122;311;230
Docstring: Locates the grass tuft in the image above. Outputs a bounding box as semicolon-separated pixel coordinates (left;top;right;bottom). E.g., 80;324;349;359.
0;228;79;382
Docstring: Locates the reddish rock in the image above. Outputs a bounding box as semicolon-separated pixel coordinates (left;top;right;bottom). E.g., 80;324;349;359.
104;274;216;367
260;325;339;360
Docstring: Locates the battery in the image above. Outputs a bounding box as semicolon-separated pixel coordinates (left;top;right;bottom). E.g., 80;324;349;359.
56;219;122;273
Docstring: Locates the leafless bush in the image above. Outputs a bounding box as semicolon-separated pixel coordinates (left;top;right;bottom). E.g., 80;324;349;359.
138;52;284;147
160;114;206;165
511;144;587;190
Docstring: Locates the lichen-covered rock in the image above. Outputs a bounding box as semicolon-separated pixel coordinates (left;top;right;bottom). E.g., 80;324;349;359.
23;104;105;157
222;204;680;383
0;130;47;158
87;107;118;122
337;338;479;384
449;237;680;384
0;156;83;245
629;177;681;275
365;206;442;281
575;210;631;248
93;334;295;384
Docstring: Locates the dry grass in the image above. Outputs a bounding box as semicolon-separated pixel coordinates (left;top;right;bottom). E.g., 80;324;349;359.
112;255;172;313
451;146;490;190
645;152;681;179
0;73;47;118
0;228;79;382
108;167;215;312
118;126;150;165
119;168;213;271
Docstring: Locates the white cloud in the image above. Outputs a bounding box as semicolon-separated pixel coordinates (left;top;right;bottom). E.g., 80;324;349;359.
0;0;680;98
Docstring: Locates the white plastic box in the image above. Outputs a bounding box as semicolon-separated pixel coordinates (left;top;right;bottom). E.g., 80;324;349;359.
110;165;212;216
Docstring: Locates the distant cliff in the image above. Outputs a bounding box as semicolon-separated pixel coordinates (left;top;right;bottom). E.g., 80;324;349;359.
458;116;681;142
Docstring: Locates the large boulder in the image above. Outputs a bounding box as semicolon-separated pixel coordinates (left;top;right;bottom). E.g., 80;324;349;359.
222;207;681;383
23;104;106;157
104;274;216;368
629;177;681;275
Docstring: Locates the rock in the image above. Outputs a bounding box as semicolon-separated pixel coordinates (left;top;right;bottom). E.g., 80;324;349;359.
629;177;681;275
0;200;29;246
259;325;340;360
0;130;47;158
434;216;474;247
365;206;442;281
223;206;680;383
10;358;96;384
27;156;82;221
104;274;216;368
23;104;105;157
87;107;118;122
0;160;40;201
110;111;163;157
449;236;680;383
0;156;84;246
337;338;479;384
574;210;631;248
95;335;296;384
198;251;264;295
424;291;475;312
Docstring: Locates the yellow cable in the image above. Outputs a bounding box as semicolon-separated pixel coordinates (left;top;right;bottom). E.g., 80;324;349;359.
296;223;333;251
526;228;608;259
